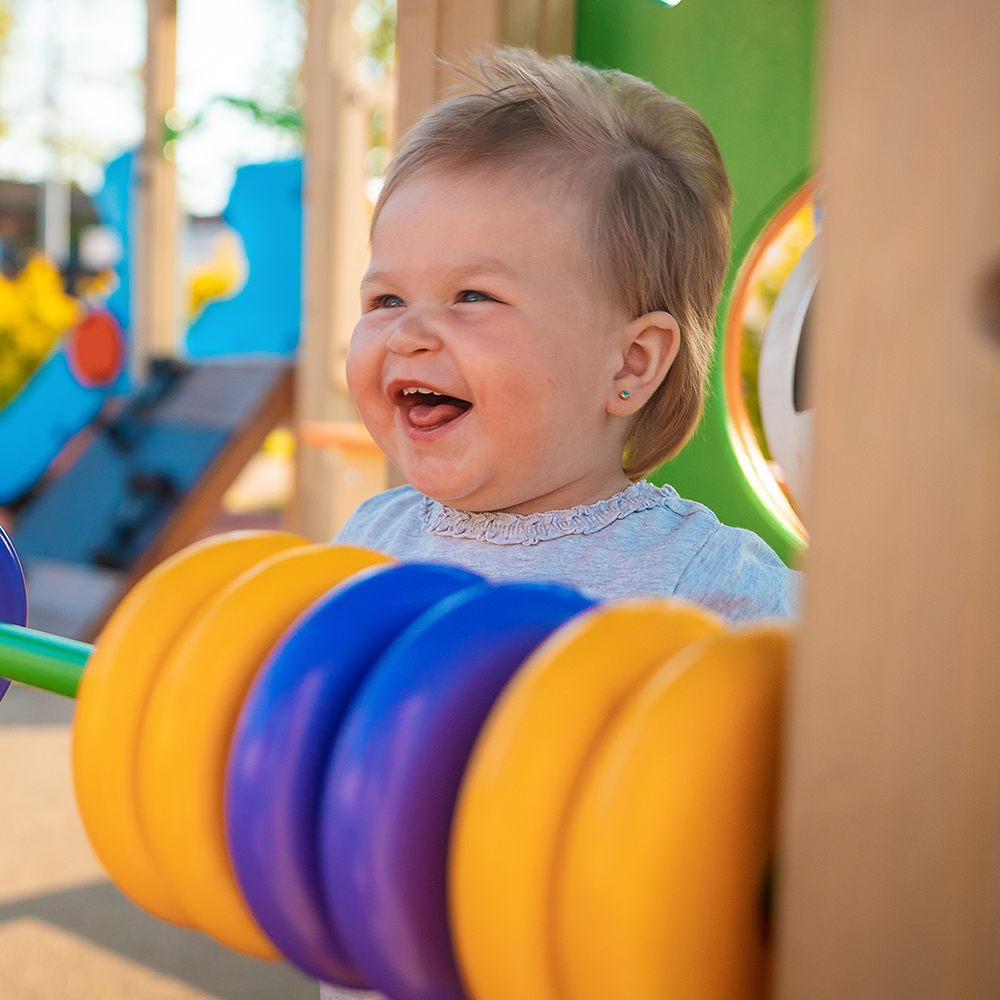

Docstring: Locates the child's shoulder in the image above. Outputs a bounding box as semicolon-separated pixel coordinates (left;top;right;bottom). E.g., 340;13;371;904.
576;483;794;613
334;485;424;549
348;483;423;518
606;480;728;551
639;486;800;621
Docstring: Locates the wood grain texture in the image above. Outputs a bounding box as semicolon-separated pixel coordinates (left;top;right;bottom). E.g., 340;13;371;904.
503;0;576;55
397;0;441;134
396;0;576;134
397;0;500;136
775;1;1000;997
293;0;374;541
133;0;179;377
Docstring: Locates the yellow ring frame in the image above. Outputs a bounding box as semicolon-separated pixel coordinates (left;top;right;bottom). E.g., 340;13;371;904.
72;531;308;925
450;599;724;1000
137;543;391;958
554;627;789;1000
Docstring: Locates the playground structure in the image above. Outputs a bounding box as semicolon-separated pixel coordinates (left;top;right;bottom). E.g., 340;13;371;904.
0;0;998;998
0;140;302;509
11;357;293;639
0;137;302;640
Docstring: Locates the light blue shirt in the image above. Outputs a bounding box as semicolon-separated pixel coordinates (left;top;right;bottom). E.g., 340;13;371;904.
334;481;800;624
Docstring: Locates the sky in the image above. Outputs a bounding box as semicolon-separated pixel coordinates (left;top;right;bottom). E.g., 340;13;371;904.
0;0;305;215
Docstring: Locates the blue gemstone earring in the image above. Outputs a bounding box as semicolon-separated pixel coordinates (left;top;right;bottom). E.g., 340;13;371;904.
619;390;630;399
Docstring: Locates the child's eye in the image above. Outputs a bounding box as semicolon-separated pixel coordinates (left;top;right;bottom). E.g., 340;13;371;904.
371;294;405;309
457;290;494;303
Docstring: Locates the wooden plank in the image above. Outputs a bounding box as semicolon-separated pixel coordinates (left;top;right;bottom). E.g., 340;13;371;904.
537;0;576;56
134;0;179;378
293;0;382;541
435;0;502;95
503;0;576;55
299;420;381;453
774;1;1000;997
397;0;440;135
396;0;576;133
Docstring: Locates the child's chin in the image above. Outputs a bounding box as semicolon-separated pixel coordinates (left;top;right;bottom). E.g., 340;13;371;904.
406;470;487;509
406;470;465;501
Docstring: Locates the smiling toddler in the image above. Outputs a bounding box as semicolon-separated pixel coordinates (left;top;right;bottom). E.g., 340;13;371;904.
336;48;798;623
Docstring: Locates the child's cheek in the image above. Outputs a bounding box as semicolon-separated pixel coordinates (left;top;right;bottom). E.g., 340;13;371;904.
345;328;381;415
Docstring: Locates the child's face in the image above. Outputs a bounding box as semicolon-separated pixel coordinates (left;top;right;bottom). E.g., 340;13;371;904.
347;168;638;513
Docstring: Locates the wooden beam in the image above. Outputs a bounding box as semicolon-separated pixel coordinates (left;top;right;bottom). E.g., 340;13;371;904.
293;0;383;541
434;0;502;96
134;0;179;379
396;0;442;135
774;1;1000;997
503;0;576;56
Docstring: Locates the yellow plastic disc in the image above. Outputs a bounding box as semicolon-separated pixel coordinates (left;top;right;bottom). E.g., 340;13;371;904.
72;531;308;926
137;543;391;958
449;599;724;1000
554;626;790;1000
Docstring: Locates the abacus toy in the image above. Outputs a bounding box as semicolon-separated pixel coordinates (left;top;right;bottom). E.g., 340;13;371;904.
0;523;789;1000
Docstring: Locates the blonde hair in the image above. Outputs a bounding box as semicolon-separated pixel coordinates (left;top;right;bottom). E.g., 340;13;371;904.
374;48;732;479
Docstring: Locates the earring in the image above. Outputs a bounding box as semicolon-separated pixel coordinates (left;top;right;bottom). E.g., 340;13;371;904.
619;390;630;399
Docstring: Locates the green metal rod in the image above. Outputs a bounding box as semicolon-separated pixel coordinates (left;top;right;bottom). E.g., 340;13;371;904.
0;623;93;699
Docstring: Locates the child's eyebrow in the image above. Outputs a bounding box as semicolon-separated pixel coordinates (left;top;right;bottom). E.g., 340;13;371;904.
362;258;517;290
445;258;518;281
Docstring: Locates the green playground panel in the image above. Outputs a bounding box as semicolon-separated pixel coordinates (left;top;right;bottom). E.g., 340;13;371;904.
576;0;817;566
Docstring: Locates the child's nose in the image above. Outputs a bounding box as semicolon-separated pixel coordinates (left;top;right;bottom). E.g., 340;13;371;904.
385;307;443;355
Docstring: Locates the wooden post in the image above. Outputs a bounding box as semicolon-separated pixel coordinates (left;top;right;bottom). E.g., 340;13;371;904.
396;0;576;133
775;1;1000;997
134;0;179;380
293;0;374;541
502;0;576;56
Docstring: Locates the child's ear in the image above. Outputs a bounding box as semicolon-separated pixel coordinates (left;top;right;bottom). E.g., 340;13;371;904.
608;310;681;414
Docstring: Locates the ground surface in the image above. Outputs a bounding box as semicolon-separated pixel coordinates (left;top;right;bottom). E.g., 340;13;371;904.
0;682;367;1000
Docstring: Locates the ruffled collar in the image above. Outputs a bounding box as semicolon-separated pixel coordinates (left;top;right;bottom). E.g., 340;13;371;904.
419;481;670;546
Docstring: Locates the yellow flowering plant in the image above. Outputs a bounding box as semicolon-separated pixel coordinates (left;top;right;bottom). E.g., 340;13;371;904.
0;256;82;410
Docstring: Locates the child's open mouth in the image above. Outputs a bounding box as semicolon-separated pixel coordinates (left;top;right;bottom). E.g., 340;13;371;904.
395;385;472;433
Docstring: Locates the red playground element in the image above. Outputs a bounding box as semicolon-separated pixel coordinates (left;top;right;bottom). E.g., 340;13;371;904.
69;311;125;387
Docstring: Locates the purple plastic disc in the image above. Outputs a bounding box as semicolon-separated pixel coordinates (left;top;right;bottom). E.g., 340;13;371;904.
225;561;483;984
0;523;28;705
321;581;595;1000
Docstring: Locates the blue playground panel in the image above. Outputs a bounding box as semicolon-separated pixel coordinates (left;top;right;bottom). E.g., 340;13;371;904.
185;158;303;359
92;150;135;336
0;151;135;505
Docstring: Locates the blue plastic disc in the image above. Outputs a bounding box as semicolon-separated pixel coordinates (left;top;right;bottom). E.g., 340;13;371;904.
224;561;484;984
321;581;595;1000
0;523;28;705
